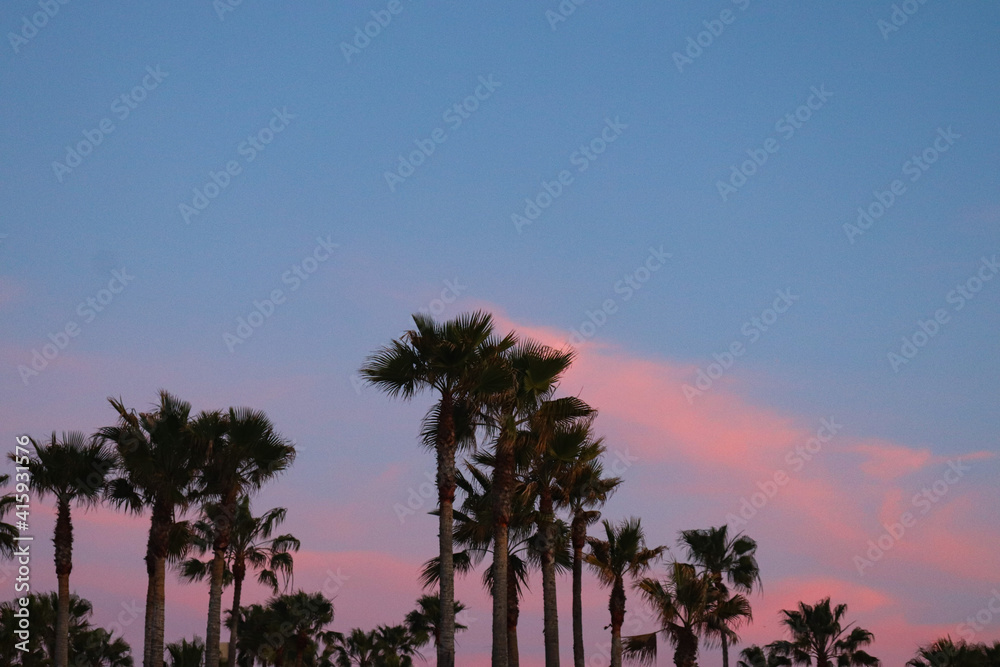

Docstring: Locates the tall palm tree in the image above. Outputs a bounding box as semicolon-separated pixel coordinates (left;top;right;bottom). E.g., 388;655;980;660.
766;598;879;667
404;593;468;651
626;561;752;667
181;497;299;666
165;637;205;667
553;440;621;667
197;408;296;667
524;412;596;667
0;474;18;559
361;311;513;667
585;517;665;667
679;525;762;667
98;391;210;667
16;432;114;667
485;340;581;667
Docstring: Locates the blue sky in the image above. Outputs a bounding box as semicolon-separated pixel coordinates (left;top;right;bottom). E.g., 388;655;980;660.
2;1;999;664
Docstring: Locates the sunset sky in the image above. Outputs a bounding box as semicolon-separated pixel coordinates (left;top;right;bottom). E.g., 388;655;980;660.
2;2;999;665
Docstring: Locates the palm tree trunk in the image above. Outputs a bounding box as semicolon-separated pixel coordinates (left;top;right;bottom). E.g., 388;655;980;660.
143;562;155;667
610;579;626;667
437;392;457;667
207;499;236;667
491;427;515;667
571;512;586;667
507;563;520;667
145;500;171;667
205;545;227;667
53;498;73;667
539;490;560;667
674;630;698;667
152;554;167;667
722;634;729;667
228;562;245;667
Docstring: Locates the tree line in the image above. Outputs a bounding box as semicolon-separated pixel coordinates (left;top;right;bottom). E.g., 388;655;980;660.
0;310;994;666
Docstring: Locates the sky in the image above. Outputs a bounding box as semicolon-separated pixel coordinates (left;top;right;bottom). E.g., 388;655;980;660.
1;1;999;665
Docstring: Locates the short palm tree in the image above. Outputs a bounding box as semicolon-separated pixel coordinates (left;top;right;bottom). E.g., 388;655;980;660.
404;593;468;651
907;637;1000;667
197;408;295;667
329;626;420;667
0;592;132;666
627;561;752;667
361;311;513;667
553;440;621;667
165;637;205;667
374;624;421;666
679;526;761;667
267;591;335;667
738;644;789;667
586;517;665;667
329;628;380;666
766;598;879;667
98;391;209;667
0;474;18;559
16;432;115;667
181;498;299;666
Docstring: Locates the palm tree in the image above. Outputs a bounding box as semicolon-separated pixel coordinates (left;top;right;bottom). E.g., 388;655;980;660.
766;598;879;667
738;644;789;667
329;628;380;666
98;391;210;667
165;637;205;667
524;411;596;667
229;603;272;667
627;561;752;667
267;591;335;667
15;432;114;667
181;498;299;666
361;311;513;667
907;637;1000;667
485;339;581;667
197;408;296;667
585;517;665;667
421;460;529;665
0;592;133;666
374;624;421;666
553;440;621;667
679;526;762;667
404;593;468;651
0;474;18;559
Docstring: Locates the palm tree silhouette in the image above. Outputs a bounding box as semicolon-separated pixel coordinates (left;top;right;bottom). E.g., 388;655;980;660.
98;391;209;667
181;497;299;666
586;517;665;667
766;598;879;667
361;311;513;667
553;437;621;667
18;432;114;667
679;525;762;667
197;407;295;667
627;561;752;667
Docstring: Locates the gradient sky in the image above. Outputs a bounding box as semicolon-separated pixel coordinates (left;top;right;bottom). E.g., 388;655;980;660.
2;2;999;665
